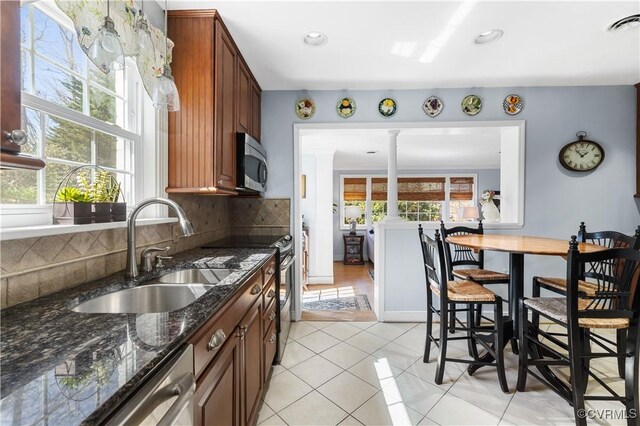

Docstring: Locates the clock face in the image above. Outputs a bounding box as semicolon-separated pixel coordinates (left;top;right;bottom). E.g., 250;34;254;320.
559;140;605;172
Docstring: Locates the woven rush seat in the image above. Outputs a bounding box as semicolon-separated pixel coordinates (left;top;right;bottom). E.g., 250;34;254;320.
452;268;509;282
523;297;629;329
430;280;496;302
535;277;598;297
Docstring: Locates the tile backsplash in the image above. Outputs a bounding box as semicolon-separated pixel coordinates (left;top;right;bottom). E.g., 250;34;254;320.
0;196;289;308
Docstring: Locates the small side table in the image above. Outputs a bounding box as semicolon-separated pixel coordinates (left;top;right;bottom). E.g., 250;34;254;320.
343;234;364;265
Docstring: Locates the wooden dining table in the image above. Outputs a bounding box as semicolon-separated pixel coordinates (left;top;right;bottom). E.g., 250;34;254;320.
445;234;606;371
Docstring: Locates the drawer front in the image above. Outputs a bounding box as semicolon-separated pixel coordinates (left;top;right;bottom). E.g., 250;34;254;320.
192;271;262;378
263;257;277;287
345;236;361;245
263;321;277;382
262;296;276;336
262;276;277;308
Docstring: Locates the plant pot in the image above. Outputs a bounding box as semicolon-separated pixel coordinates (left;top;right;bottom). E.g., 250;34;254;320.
110;202;127;222
53;202;117;224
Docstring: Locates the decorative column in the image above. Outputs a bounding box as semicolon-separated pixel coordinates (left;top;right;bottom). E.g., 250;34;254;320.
385;130;401;221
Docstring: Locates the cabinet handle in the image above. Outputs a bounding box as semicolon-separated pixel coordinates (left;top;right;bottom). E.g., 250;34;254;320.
218;179;224;185
269;312;276;321
266;267;275;275
267;289;276;298
250;284;261;295
269;333;276;344
4;130;27;145
207;329;226;351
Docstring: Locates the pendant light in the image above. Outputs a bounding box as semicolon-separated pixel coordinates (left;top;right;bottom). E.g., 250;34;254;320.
152;0;180;111
134;1;154;58
88;0;125;73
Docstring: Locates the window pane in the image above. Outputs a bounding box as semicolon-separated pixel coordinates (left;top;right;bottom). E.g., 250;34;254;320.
89;64;117;92
449;200;474;222
96;131;131;170
21;107;41;156
32;7;86;74
20;6;30;47
45;162;77;203
406;201;418;213
90;85;118;123
21;50;32;93
0;169;38;204
34;58;83;111
371;201;387;222
45;114;91;163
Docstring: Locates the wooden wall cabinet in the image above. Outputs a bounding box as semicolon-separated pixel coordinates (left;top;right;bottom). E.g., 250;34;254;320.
635;82;639;198
167;10;261;195
191;254;277;426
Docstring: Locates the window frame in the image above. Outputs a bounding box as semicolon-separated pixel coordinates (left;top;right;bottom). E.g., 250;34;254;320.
1;0;167;230
339;173;478;230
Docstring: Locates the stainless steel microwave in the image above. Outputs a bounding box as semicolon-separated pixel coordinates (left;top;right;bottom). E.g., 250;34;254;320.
236;133;267;193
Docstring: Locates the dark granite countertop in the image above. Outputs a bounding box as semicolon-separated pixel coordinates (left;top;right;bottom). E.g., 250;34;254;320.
0;247;276;426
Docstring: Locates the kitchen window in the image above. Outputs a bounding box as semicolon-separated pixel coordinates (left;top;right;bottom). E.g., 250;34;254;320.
339;174;477;228
0;1;161;229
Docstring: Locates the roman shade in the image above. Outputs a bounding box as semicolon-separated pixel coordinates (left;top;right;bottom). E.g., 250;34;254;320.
343;177;366;201
450;177;474;200
371;177;446;201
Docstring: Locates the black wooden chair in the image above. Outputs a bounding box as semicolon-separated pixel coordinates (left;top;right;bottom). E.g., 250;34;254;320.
532;222;640;377
517;236;640;426
440;221;510;331
419;225;509;393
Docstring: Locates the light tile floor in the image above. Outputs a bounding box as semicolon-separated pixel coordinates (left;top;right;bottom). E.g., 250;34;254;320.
258;321;630;426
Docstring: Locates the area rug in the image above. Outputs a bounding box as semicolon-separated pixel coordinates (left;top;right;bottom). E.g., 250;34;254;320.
303;294;372;311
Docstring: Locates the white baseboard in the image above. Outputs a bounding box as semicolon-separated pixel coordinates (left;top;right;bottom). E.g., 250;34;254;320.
308;276;334;285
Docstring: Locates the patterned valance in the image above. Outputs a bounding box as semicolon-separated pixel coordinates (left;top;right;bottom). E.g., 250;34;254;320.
55;0;174;98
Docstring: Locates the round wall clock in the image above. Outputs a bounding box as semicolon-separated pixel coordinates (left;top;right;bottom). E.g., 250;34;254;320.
558;131;605;172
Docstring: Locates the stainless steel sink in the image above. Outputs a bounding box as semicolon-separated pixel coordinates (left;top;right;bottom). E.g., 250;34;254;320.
71;284;214;314
156;268;234;285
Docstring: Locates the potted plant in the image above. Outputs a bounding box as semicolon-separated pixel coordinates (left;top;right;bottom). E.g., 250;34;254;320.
53;168;125;224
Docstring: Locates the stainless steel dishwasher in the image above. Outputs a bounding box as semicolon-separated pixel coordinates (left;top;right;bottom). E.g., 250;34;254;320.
107;345;195;426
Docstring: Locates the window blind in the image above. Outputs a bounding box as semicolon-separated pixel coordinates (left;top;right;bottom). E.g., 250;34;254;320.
371;177;446;201
450;177;474;200
343;177;367;201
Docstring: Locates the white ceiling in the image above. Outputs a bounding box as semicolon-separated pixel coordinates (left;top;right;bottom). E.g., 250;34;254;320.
166;1;639;90
301;127;502;170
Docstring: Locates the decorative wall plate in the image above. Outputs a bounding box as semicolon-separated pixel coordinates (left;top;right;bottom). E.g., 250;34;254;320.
503;94;524;115
461;95;482;116
337;98;356;118
422;96;443;117
378;98;397;117
295;98;316;119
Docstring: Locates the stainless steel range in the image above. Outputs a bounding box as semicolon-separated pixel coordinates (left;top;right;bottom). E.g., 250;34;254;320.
202;234;293;363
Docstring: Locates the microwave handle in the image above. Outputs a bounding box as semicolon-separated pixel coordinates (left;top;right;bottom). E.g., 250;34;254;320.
258;162;268;185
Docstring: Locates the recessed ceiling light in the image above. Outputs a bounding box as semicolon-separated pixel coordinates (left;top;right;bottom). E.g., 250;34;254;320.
303;31;327;47
608;14;640;32
366;151;378;154
474;29;504;45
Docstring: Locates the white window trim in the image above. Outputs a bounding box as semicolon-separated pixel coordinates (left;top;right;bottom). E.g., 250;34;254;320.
0;1;170;234
338;173;478;230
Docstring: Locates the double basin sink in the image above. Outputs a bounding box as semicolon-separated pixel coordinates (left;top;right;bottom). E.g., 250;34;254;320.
72;269;235;314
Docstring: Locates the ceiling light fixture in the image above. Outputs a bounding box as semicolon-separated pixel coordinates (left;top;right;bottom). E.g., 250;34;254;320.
153;0;180;111
134;1;154;58
303;32;327;47
88;0;125;73
608;14;640;32
474;29;504;45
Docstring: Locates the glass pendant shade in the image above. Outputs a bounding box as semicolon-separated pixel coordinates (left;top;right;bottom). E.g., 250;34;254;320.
134;16;154;57
153;65;180;111
89;16;124;73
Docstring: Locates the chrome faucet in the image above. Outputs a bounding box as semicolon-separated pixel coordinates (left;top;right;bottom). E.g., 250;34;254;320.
125;197;195;278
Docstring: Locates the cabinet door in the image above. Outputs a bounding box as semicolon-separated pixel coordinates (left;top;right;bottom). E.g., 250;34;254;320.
241;298;263;425
214;19;237;190
194;332;241;426
236;60;251;134
250;81;261;142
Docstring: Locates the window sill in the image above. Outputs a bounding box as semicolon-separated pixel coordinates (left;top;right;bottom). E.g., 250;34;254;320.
0;218;178;241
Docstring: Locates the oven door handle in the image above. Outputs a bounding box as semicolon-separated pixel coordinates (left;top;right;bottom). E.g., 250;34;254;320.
280;255;295;270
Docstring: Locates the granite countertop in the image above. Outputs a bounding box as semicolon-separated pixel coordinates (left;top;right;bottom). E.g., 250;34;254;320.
0;247;276;426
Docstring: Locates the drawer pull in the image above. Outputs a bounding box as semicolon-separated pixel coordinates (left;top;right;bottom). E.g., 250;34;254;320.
269;333;276;344
269;312;276;321
267;289;276;298
207;329;226;351
250;284;261;295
